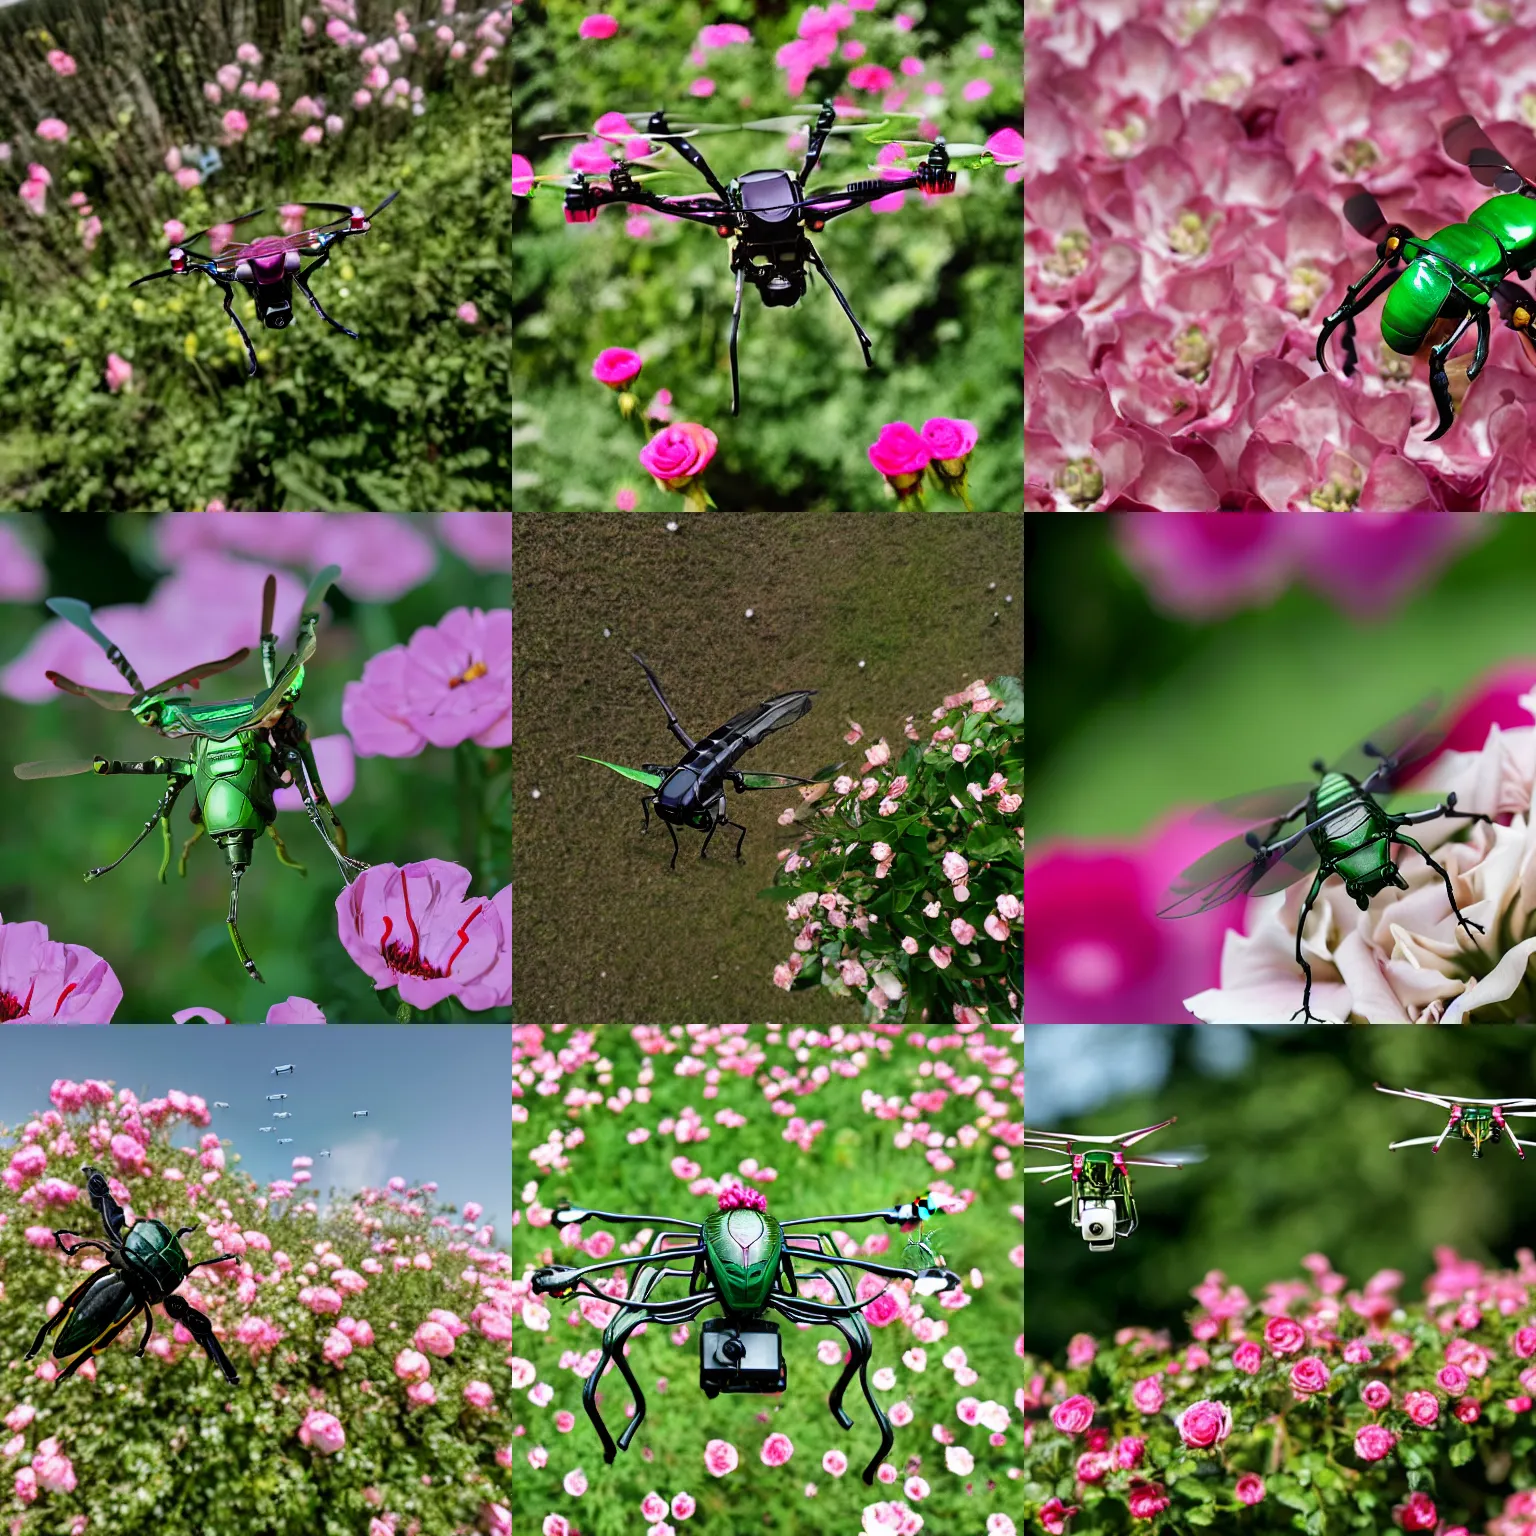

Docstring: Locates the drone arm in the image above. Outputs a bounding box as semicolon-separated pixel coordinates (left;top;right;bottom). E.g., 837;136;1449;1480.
531;1246;707;1294
554;1204;703;1230
565;181;730;229
648;127;732;201
794;175;928;227
799;101;838;182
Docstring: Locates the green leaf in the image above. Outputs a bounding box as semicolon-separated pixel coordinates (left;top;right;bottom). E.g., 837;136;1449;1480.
1449;1438;1476;1466
577;755;663;789
992;675;1023;723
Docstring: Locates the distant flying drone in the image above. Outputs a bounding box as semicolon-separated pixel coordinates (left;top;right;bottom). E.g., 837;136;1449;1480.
273;1112;292;1120
272;1065;295;1076
517;101;1001;413
277;1138;293;1145
1025;1118;1205;1252
352;1110;368;1118
319;1149;332;1158
266;1095;288;1102
212;1101;229;1109
1375;1084;1536;1159
128;193;398;377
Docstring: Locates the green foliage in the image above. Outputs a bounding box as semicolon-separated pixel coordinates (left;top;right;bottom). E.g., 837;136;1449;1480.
0;0;508;511
512;0;1021;511
1;1105;509;1536
763;674;1021;1023
511;1023;1022;1534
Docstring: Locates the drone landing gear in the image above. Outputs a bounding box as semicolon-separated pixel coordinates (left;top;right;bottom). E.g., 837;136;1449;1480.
729;265;745;415
297;250;360;340
216;279;259;377
805;238;874;367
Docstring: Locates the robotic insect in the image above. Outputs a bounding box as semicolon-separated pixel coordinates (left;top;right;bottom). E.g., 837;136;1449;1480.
1025;1118;1202;1252
1375;1084;1536;1160
25;1166;240;1385
581;651;834;870
531;1189;958;1483
1318;115;1536;440
128;193;399;377
13;564;368;984
1159;698;1491;1024
519;101;1000;412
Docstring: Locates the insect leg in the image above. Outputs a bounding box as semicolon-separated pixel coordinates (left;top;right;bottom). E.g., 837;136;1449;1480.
259;574;278;687
178;813;206;878
699;816;718;859
280;747;370;882
86;773;188;883
719;815;749;861
1288;871;1328;1024
1315;253;1407;375
729;262;744;415
265;823;307;875
216;279;258;377
666;821;681;870
296;735;352;853
226;862;264;985
1391;792;1493;830
804;239;874;366
1425;309;1475;441
52;1233;115;1259
161;1294;240;1385
639;794;655;833
1391;833;1487;937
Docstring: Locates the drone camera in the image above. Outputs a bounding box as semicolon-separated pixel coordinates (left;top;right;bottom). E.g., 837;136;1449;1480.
699;1319;785;1396
1079;1202;1118;1251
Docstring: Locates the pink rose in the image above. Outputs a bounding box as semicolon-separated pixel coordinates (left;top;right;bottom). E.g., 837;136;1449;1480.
1454;1397;1480;1424
36;117;69;142
1264;1316;1306;1356
1175;1399;1231;1449
1437;1365;1468;1395
1514;1326;1536;1359
863;1292;900;1328
1404;1390;1439;1426
578;13;618;39
1394;1491;1438;1531
456;301;479;325
1130;1376;1164;1414
1361;1380;1392;1411
639;423;717;490
104;353;133;394
1049;1394;1095;1435
920;416;978;464
592;347;643;387
1039;1499;1079;1535
760;1432;793;1467
703;1439;738;1477
1127;1481;1169;1520
1235;1473;1265;1506
46;50;77;76
867;421;930;480
1114;1435;1145;1469
984;127;1025;165
1289;1357;1330;1397
1354;1424;1397;1462
222;109;249;138
1232;1341;1261;1375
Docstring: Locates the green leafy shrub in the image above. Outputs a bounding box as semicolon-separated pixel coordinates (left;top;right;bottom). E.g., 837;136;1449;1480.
762;674;1022;1024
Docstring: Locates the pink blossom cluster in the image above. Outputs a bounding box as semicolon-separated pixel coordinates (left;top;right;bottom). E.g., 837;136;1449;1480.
1026;3;1536;508
1027;1247;1536;1532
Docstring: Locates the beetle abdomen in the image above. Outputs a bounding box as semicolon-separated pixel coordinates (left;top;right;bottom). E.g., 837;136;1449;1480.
53;1268;140;1364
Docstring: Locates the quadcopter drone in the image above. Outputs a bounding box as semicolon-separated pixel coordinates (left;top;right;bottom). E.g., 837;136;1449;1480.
1025;1117;1204;1252
128;192;399;376
1375;1083;1536;1160
530;1189;959;1483
517;101;1001;412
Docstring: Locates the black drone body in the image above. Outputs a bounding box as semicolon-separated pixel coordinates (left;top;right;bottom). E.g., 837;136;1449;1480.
128;192;399;377
547;102;965;413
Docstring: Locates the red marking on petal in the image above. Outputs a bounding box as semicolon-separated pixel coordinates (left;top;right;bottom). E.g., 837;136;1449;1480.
400;869;421;964
51;983;78;1018
444;903;484;976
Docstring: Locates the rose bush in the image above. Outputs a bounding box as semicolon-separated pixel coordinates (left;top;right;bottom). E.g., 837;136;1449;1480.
1;1076;509;1534
764;676;1022;1024
1025;1247;1536;1532
512;1023;1022;1535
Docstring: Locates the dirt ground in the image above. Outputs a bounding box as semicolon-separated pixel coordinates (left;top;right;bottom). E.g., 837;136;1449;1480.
512;512;1023;1024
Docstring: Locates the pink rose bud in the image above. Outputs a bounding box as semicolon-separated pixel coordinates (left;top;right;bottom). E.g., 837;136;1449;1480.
867;421;930;499
592;347;643;387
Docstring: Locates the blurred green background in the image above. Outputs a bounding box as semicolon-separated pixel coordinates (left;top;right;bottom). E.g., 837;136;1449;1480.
1026;1024;1536;1366
0;514;510;1021
1026;515;1536;842
0;0;508;510
511;511;1023;1022
512;0;1022;511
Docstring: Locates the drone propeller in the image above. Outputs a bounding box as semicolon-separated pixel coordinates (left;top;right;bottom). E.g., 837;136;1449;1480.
181;206;267;248
127;265;208;288
514;168;683;198
865;136;996;169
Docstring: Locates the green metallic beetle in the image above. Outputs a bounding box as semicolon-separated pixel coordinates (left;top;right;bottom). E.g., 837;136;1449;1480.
1160;698;1491;1024
1318;114;1536;440
531;1189;959;1484
1375;1084;1536;1161
13;564;368;983
25;1166;240;1385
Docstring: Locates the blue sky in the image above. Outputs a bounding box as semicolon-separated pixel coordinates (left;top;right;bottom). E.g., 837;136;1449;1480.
0;1025;508;1246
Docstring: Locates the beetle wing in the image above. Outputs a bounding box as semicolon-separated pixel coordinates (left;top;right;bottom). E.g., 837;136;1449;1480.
1159;829;1319;917
44;671;135;710
1196;783;1315;826
1331;696;1443;789
579;755;664;788
141;647;252;698
14;759;101;779
51;1268;140;1368
737;771;817;790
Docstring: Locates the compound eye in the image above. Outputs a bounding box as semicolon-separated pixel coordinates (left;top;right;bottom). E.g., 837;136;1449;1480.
234;259;254;283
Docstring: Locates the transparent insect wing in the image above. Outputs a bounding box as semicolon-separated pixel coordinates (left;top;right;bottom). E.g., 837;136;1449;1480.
1329;697;1443;787
1196;783;1315;826
1160;829;1319;917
